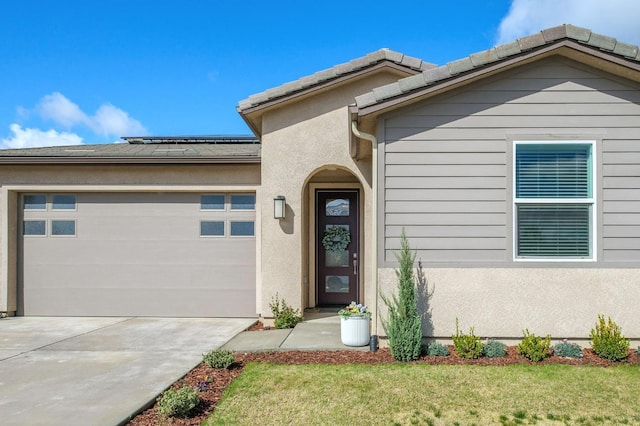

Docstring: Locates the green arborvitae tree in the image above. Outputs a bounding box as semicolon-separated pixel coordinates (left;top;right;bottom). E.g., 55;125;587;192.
381;230;422;361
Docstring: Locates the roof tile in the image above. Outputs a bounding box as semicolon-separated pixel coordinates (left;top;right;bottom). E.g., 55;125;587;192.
354;92;377;108
588;33;617;51
349;56;371;71
297;74;318;89
423;65;451;85
470;48;500;67
496;41;522;58
313;68;337;83
400;55;422;70
334;61;355;75
384;49;404;63
365;50;389;64
542;25;568;42
565;24;591;42
237;48;427;111
398;73;427;93
372;82;402;102
447;57;474;75
355;24;640;111
517;33;546;51
613;41;639;58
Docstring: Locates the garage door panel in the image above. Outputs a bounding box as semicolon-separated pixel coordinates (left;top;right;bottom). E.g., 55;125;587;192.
19;192;257;317
24;239;255;265
24;288;256;317
23;262;256;290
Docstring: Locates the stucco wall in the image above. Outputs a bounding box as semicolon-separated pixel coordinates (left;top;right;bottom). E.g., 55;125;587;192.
258;72;403;317
377;267;640;342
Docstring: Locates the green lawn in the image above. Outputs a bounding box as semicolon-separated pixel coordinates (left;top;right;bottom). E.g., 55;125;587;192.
205;363;640;425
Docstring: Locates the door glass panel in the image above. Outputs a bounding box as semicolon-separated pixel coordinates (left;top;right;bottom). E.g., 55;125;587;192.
325;275;349;293
326;198;349;216
325;250;349;267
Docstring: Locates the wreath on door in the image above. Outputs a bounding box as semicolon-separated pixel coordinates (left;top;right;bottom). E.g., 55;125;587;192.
322;226;351;252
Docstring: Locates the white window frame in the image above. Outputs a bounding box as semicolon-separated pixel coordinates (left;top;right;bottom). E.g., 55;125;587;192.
513;140;597;262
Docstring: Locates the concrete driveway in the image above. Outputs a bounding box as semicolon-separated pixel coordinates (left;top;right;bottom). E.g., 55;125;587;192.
0;316;255;426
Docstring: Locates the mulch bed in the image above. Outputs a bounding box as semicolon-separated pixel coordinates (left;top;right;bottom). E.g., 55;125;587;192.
127;321;640;426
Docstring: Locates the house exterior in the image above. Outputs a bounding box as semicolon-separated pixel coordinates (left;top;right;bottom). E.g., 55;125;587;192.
1;24;639;342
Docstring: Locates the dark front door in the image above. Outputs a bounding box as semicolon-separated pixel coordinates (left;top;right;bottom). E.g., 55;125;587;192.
316;190;359;306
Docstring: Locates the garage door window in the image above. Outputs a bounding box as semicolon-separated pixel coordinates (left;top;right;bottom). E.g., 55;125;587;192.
23;220;46;236
200;221;225;237
52;195;77;210
51;220;76;236
230;221;254;236
201;195;225;210
231;194;255;210
24;195;46;210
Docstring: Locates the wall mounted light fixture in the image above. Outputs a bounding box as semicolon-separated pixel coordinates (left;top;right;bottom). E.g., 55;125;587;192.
274;195;286;219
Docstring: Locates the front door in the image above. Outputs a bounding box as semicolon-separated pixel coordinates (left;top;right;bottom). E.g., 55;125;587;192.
316;190;359;306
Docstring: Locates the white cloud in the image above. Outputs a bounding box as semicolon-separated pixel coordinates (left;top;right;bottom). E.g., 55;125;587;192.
36;92;147;138
1;124;83;149
497;0;640;45
37;92;88;128
91;103;147;137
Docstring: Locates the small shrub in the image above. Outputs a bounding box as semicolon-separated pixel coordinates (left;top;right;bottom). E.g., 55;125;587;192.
483;339;507;358
590;315;629;361
517;329;551;362
426;342;450;357
269;293;304;329
636;346;640;355
452;318;484;359
203;349;235;369
156;385;199;418
553;340;583;359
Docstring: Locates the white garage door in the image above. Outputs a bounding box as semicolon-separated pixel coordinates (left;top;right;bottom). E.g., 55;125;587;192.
18;192;256;317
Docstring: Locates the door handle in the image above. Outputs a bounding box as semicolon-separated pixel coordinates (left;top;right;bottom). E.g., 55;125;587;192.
353;259;357;275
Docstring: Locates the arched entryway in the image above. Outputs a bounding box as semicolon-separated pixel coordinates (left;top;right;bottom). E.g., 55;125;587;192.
302;167;365;308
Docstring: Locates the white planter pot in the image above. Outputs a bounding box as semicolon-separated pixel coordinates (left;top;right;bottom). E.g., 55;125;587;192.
340;315;370;347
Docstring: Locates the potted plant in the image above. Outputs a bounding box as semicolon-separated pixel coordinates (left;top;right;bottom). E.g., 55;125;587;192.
339;302;371;346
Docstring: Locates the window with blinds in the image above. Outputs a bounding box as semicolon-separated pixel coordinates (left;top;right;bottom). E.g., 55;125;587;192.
514;142;594;259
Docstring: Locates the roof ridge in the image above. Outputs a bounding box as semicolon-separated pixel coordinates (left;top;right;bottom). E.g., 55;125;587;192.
354;24;640;110
237;48;436;111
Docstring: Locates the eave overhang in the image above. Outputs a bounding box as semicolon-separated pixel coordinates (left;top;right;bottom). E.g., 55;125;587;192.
238;59;428;137
351;39;640;133
0;157;261;165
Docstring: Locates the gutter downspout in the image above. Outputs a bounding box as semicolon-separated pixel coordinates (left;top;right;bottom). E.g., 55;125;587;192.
350;121;378;335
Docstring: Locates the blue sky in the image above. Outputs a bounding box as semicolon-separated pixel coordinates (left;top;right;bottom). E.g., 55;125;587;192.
2;0;640;148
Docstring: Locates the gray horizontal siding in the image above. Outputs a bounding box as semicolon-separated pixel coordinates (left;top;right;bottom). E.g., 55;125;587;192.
386;225;505;238
382;57;640;265
386;127;637;141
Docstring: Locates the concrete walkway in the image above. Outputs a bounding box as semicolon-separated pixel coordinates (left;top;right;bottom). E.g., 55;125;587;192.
0;317;254;426
222;313;371;352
